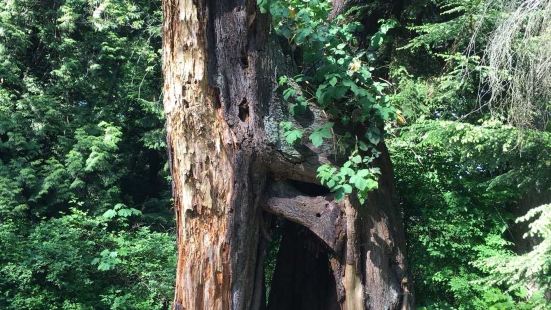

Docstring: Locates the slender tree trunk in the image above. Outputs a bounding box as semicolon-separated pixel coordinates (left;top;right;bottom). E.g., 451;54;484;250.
162;1;413;309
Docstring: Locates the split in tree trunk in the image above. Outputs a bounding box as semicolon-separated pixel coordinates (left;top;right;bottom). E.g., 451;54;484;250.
162;0;413;309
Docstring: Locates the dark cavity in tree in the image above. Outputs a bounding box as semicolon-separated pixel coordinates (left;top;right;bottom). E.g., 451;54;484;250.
266;221;339;310
239;98;249;122
286;179;330;196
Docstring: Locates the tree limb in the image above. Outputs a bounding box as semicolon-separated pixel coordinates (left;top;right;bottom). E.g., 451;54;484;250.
263;182;345;253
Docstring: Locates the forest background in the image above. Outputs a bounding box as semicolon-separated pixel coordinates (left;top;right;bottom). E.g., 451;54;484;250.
0;0;549;309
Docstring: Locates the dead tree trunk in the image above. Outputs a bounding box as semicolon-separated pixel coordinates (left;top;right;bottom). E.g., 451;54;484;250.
162;1;413;309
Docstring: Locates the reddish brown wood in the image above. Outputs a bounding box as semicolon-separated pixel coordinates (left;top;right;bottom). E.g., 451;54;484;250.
162;1;412;309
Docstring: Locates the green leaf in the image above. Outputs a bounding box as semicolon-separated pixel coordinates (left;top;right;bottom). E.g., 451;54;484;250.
280;121;293;131
117;208;141;217
364;178;379;192
283;88;296;100
359;141;369;151
334;188;345;201
342;184;353;194
356;169;371;178
309;123;333;147
257;0;269;13
351;155;362;164
102;209;117;219
341;167;355;177
370;33;384;49
281;122;303;145
284;129;303;145
366;127;381;145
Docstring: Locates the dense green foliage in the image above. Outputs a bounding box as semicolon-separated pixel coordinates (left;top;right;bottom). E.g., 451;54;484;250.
263;0;550;308
390;121;550;308
262;0;398;202
387;0;551;308
0;0;174;308
0;0;549;309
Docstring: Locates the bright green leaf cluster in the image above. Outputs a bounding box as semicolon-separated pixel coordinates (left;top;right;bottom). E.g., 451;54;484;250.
317;151;381;203
264;0;398;203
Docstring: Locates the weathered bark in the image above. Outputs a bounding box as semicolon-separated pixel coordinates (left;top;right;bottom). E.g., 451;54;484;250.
163;0;413;309
360;145;412;309
163;1;271;308
264;182;345;253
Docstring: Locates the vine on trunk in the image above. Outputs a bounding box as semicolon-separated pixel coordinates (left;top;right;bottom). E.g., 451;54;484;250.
260;0;397;203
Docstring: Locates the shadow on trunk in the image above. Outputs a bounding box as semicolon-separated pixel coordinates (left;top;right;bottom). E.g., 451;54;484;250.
267;221;339;310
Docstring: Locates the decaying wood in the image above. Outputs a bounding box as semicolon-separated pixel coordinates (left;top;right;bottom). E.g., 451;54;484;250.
163;0;231;308
360;144;412;309
343;197;364;310
264;182;345;253
163;0;271;308
163;0;413;309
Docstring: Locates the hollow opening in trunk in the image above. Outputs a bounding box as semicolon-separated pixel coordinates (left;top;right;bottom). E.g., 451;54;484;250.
265;220;339;310
286;180;330;197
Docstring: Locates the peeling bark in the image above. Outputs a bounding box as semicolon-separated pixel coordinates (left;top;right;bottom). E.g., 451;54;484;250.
163;0;412;309
163;1;270;308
